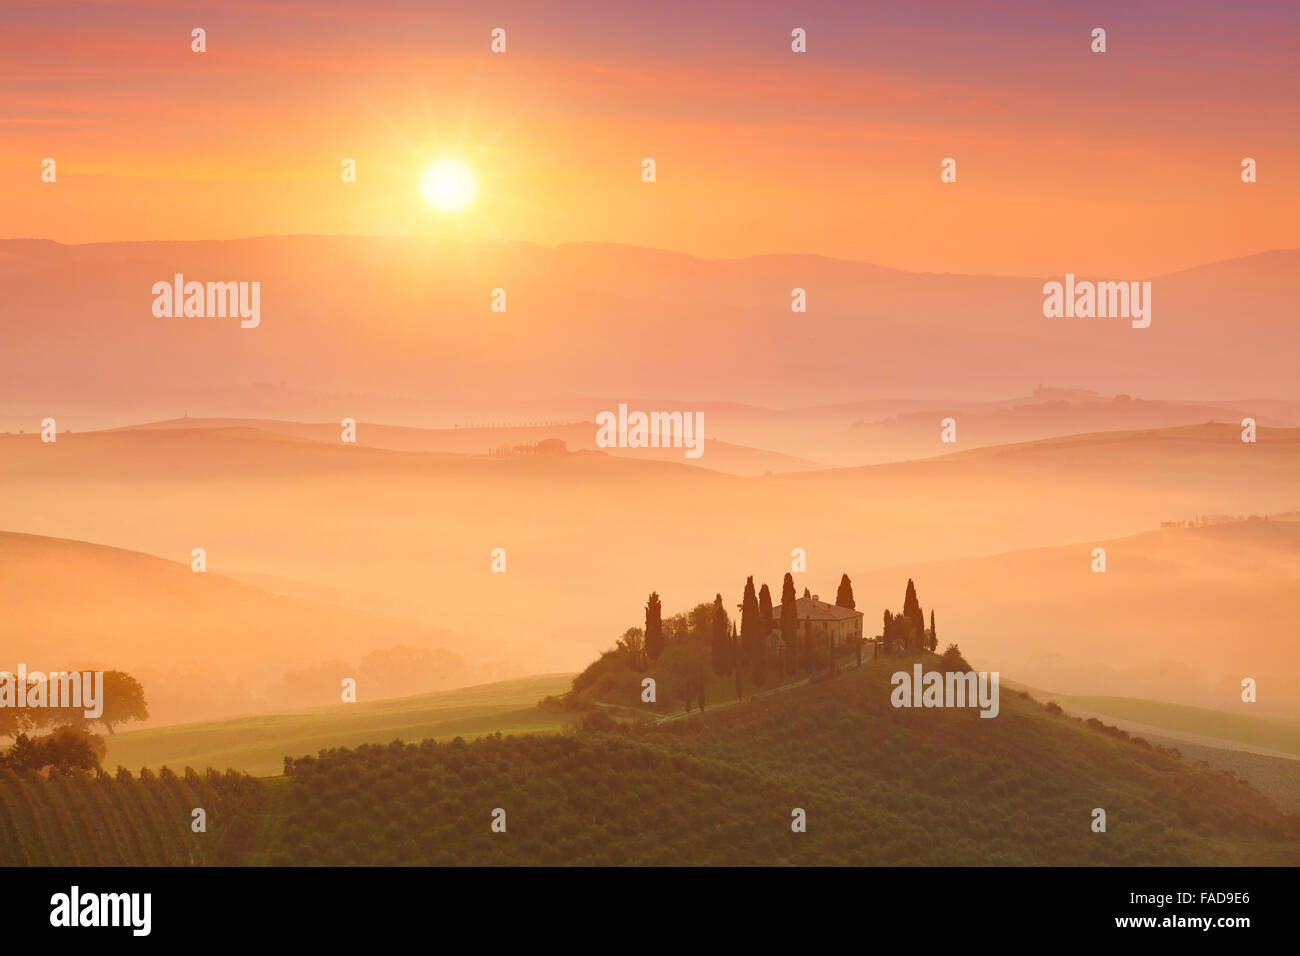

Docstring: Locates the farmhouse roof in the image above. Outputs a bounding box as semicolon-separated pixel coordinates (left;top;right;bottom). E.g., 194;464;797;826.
771;596;861;622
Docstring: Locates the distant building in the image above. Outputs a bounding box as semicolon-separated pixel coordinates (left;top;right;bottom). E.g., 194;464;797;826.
768;594;863;649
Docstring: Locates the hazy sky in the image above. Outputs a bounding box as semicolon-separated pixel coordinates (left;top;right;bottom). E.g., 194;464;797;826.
3;0;1297;274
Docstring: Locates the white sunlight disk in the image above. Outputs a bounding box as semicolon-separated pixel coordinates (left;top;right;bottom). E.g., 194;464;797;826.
419;159;477;212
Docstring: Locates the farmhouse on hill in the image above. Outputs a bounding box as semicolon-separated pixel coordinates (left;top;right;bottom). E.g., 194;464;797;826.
768;592;863;649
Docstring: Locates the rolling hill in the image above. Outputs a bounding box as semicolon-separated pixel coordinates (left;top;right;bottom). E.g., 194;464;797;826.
104;390;1300;471
2;421;1296;714
0;530;514;726
1037;694;1300;759
1003;686;1300;813
4;654;1296;866
854;514;1300;715
111;416;821;476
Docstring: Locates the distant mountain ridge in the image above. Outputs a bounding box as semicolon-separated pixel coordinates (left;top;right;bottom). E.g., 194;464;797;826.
2;238;1297;425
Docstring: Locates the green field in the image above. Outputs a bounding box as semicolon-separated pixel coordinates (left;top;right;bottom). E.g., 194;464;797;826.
101;674;576;778
993;684;1300;814
1026;693;1300;758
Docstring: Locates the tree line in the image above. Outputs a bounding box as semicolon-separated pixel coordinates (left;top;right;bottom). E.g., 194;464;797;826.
613;572;864;712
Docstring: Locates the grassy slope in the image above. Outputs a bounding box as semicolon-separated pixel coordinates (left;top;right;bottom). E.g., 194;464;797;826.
260;655;1300;865
1134;736;1300;815
995;683;1300;813
1052;696;1300;757
102;674;575;778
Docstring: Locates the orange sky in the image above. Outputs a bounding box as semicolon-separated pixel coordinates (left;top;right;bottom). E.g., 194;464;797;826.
2;0;1297;275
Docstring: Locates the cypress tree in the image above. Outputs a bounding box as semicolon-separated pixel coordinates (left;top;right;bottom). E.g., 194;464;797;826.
731;622;742;700
740;576;759;661
645;591;664;662
903;578;921;622
757;583;774;673
781;573;799;675
711;593;731;675
836;574;857;670
836;573;855;609
903;578;924;650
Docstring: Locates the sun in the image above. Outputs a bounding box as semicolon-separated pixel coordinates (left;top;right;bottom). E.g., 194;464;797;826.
419;159;477;212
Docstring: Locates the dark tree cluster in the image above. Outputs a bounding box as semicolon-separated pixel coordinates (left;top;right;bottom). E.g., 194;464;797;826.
0;670;151;775
880;579;937;654
0;727;103;773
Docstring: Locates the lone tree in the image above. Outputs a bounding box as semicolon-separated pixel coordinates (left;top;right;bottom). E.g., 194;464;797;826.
86;671;149;736
645;592;665;662
836;573;855;610
710;593;732;676
4;670;149;737
929;610;937;652
781;573;799;675
739;576;760;662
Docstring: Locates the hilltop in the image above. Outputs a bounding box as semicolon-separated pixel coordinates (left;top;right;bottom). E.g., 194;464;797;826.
260;654;1300;865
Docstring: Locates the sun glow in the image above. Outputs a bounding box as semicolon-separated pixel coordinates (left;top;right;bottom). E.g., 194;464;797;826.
419;159;477;212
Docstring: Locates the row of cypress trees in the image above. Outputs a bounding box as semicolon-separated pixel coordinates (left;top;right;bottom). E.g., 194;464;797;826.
643;571;864;690
644;574;937;670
